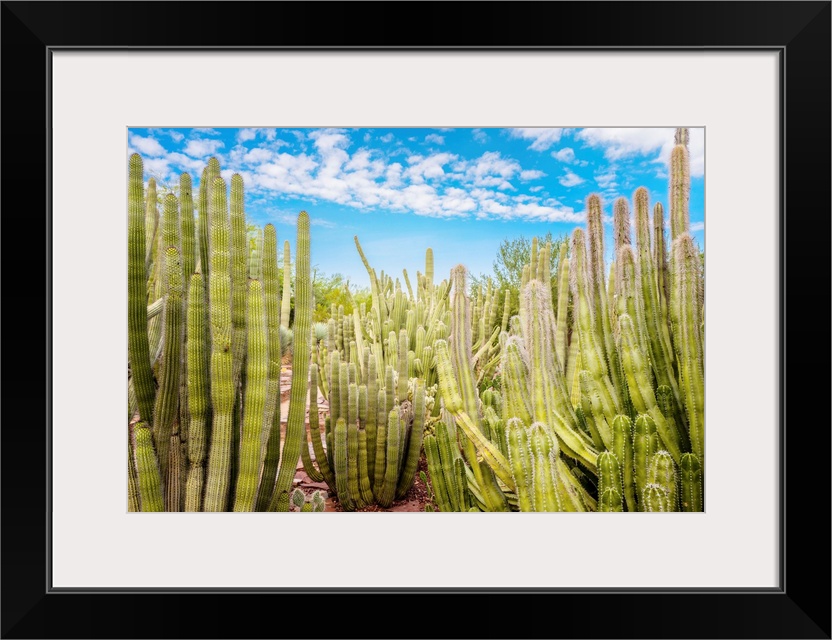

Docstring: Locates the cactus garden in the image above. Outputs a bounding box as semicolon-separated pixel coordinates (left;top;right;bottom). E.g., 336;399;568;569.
128;127;704;512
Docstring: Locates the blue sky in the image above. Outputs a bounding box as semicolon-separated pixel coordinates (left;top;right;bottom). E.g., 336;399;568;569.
128;127;704;289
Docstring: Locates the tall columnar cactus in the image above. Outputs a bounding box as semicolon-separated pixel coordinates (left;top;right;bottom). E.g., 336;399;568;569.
680;452;703;511
648;450;678;512
230;174;248;388
280;240;292;329
132;422;164;512
670;128;691;240
255;224;283;511
128;439;141;512
180;173;196;287
128;154;155;424
334;418;352;510
269;211;312;512
671;234;704;462
653;202;671;324
233;280;268;512
152;244;184;501
144;177;159;274
197;157;221;280
184;274;209;511
611;414;636;511
586;195;620;395
203;177;234;512
634;187;684;436
377;409;401;508
555;243;569;372
571;228;621;426
633;413;661;509
396;378;426;499
597;451;624;512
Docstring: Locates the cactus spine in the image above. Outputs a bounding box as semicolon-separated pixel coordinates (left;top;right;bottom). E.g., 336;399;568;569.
269;212;312;512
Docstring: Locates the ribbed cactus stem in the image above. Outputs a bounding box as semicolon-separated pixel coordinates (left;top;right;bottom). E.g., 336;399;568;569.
642;483;671;512
501;289;511;333
586;195;619;392
597;451;624;512
347;419;363;508
506;418;534;511
180;173;195;284
128;154;155;423
133;422;164;512
611;415;637;512
334;418;353;510
165;435;183;512
232;280;268;511
635;187;684;426
128;440;140;512
670;128;691;240
152;245;183;495
653;202;671;322
306;364;335;489
634;413;661;510
144;177;159;273
570;228;620;422
230;174;248;388
396;379;426;499
377;409;401;507
618;313;682;464
255;224;282;511
555;245;569;372
672;234;704;462
184;274;209;511
280;240;292;328
373;388;388;498
613;197;631;251
269;212;312;512
648;450;678;511
203;177;234;512
680;452;703;512
365;355;378;480
425;247;434;295
397;330;409;401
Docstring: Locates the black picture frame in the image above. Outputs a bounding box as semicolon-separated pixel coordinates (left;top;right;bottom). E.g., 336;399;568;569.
2;2;829;638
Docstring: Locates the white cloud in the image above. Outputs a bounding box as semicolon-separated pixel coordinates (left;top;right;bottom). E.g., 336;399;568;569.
380;133;395;143
577;127;705;178
129;135;166;157
509;128;563;151
529;185;544;193
243;148;274;164
552;147;575;163
520;169;546;181
364;133;372;143
472;129;488;143
405;153;457;184
425;133;445;145
690;221;704;231
558;169;585;188
237;128;257;143
595;168;618;189
183;138;225;158
192;128;220;136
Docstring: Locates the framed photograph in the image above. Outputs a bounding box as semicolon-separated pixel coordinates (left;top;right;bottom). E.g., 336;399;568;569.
3;2;828;638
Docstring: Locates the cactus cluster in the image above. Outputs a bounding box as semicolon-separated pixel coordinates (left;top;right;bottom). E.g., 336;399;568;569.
429;128;704;512
127;154;320;512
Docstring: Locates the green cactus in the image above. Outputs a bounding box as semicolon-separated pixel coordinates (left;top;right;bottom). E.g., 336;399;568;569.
377;408;401;508
184;274;209;511
648;450;678;512
133;422;164;512
633;413;661;510
230;174;248;388
347;407;363;508
269;212;312;512
255;224;283;512
128;440;140;512
128;154;155;424
232;280;268;511
280;240;292;328
396;378;426;499
144;177;159;272
670;128;691;240
597;451;624;512
680;452;703;512
373;387;388;499
202;177;234;512
506;418;534;512
334;418;353;510
152;244;183;500
611;414;637;512
642;483;672;512
671;234;705;463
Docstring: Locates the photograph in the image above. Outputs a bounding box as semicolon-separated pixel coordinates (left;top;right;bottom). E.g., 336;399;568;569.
127;126;705;513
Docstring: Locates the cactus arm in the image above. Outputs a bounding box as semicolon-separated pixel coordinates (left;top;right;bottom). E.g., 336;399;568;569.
377;409;401;507
611;415;637;512
333;418;353;510
280;240;292;328
128;439;141;512
424;434;453;511
269;212;313;512
184;274;209;511
372;388;388;498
